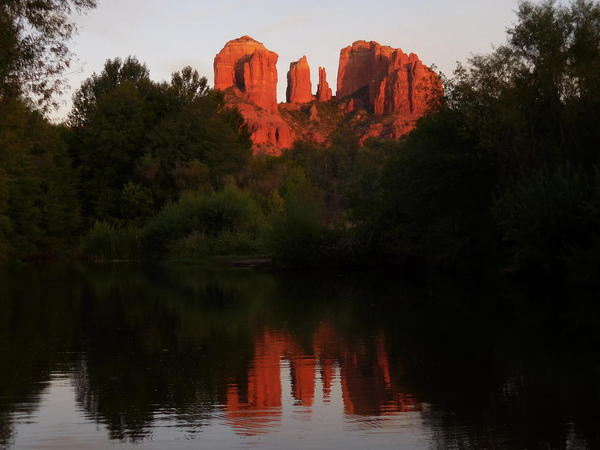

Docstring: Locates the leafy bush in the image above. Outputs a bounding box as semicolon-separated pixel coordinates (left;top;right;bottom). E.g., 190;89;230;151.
140;186;264;260
268;206;325;267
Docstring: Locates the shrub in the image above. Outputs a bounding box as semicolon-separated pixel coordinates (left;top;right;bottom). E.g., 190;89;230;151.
120;182;155;225
80;221;140;261
267;193;327;267
140;186;265;261
169;230;260;261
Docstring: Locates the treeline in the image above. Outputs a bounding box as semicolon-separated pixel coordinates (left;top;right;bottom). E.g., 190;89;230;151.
1;0;599;283
0;59;252;261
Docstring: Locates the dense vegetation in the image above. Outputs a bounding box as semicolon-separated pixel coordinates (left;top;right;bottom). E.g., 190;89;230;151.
1;0;599;284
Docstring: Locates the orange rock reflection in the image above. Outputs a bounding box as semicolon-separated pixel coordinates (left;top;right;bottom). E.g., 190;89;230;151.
342;335;417;416
226;323;420;435
225;330;285;435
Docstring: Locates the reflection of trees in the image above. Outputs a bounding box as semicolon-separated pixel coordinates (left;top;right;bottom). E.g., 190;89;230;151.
69;265;272;441
380;283;600;450
0;266;598;448
0;265;86;447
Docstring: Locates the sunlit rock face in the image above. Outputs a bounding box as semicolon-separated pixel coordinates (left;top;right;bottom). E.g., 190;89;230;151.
286;56;313;104
337;40;440;116
316;67;333;102
214;35;279;112
215;36;293;154
337;40;391;99
229;97;295;153
214;36;441;155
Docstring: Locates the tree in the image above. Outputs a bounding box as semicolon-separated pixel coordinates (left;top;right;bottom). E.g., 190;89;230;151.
69;57;155;127
449;0;600;171
0;99;81;260
0;0;96;107
69;60;252;224
68;57;161;221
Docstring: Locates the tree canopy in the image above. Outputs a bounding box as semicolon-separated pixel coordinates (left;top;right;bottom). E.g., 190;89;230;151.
0;0;96;107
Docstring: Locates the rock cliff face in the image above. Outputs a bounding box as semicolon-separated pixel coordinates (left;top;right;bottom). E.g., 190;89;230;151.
214;36;293;153
337;41;390;99
223;90;294;154
337;40;440;116
214;35;278;111
286;56;313;104
214;36;441;155
316;67;332;102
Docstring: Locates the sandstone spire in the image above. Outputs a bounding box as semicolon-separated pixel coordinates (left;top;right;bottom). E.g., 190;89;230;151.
286;56;313;104
316;67;332;102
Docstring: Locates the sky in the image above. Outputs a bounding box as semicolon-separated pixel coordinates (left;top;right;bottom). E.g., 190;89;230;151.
55;0;525;120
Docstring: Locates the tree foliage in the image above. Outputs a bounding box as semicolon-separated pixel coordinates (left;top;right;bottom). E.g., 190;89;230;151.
0;0;96;106
354;0;600;278
0;99;81;260
2;0;600;283
69;58;252;224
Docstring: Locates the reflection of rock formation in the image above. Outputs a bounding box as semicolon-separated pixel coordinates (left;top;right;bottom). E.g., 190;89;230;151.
289;353;316;407
3;266;599;449
225;323;419;435
341;336;417;415
226;330;285;435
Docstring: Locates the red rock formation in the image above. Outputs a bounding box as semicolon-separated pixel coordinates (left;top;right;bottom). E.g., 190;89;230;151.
337;40;440;116
222;90;294;155
316;67;332;102
286;56;313;104
214;36;441;154
215;36;292;155
337;41;392;99
214;35;278;111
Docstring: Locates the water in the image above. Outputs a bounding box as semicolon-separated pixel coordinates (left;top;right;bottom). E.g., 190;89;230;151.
0;264;598;449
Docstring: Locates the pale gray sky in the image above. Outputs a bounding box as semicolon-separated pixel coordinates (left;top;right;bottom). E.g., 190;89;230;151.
56;0;525;120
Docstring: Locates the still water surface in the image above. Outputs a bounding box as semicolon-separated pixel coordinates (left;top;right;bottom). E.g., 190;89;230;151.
0;264;598;449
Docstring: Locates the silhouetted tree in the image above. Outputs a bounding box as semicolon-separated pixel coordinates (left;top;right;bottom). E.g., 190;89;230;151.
0;0;96;107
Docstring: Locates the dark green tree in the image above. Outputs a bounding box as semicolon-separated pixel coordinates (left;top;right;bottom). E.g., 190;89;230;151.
0;99;81;261
69;60;252;225
0;0;96;106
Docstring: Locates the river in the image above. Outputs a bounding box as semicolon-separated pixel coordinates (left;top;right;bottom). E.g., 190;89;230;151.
0;264;598;449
